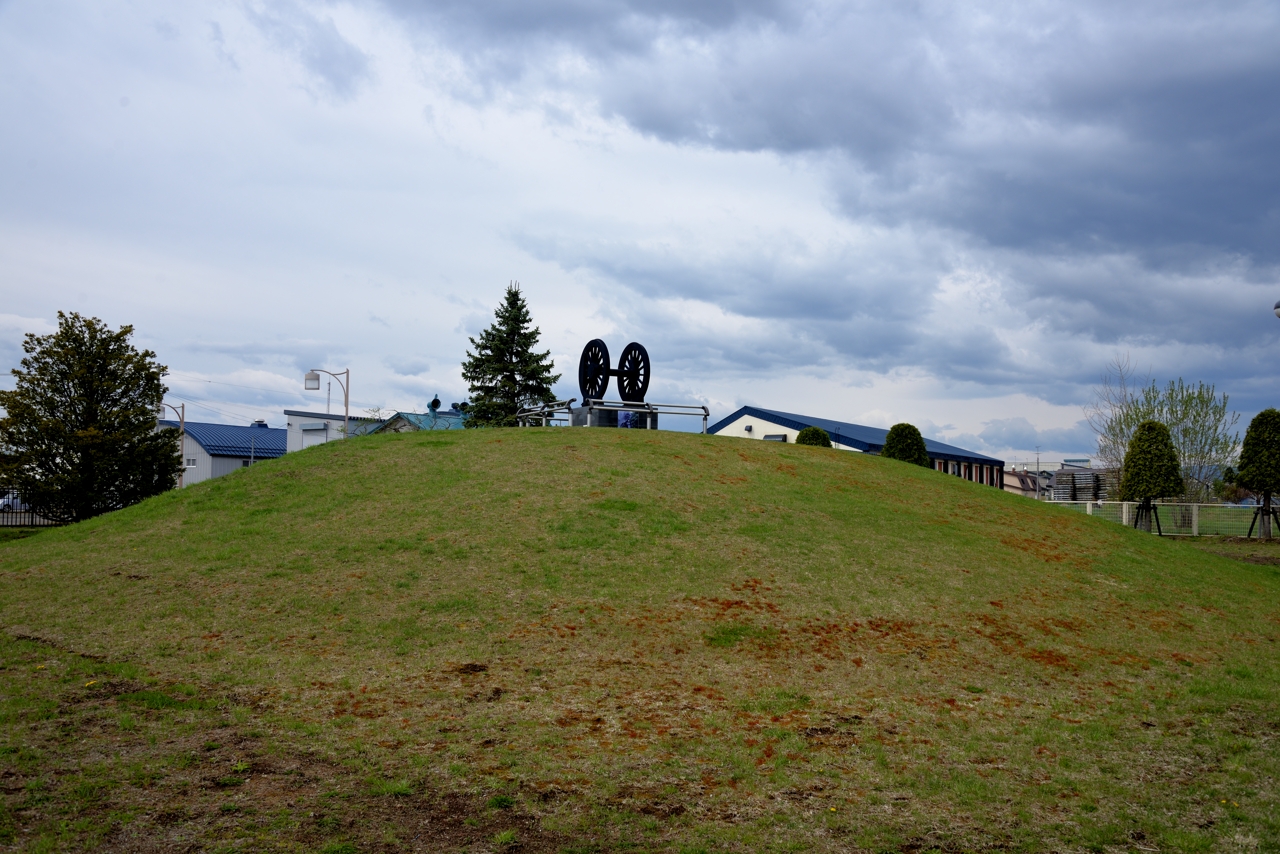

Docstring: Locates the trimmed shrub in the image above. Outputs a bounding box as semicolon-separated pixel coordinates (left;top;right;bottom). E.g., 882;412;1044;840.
881;423;931;467
1119;420;1182;533
796;426;832;447
1119;421;1183;502
1234;408;1280;538
1236;409;1280;496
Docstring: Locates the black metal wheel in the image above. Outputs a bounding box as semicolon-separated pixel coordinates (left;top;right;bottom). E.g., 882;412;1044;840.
616;342;650;403
578;338;610;401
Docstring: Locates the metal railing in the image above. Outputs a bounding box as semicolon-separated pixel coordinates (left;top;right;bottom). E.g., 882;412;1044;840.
517;398;712;433
516;398;577;427
1047;501;1276;537
579;399;710;433
0;492;61;528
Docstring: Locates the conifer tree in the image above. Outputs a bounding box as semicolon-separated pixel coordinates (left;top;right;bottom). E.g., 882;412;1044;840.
881;423;931;467
1118;420;1182;533
0;312;182;523
1233;408;1280;539
460;284;561;428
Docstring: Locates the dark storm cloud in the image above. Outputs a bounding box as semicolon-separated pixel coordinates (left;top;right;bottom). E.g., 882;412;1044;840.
514;229;942;371
375;0;790;54
247;1;372;99
948;418;1097;456
375;0;1280;262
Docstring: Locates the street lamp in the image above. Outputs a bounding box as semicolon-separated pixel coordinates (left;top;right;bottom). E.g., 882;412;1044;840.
158;402;186;488
305;368;350;439
1274;300;1280;319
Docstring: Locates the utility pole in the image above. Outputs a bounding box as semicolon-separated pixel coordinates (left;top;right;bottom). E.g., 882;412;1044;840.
1035;446;1042;500
158;402;186;488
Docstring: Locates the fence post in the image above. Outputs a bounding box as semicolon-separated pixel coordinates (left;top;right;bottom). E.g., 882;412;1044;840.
1192;504;1199;537
1086;502;1093;516
1122;502;1131;527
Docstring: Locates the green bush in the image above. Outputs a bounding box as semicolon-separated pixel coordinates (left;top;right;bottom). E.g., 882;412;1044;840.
1235;409;1280;496
1119;420;1182;501
1234;408;1280;538
795;426;832;447
881;423;931;467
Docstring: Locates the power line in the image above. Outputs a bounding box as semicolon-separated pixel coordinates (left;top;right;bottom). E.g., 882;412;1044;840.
167;373;302;397
167;373;382;411
167;394;280;427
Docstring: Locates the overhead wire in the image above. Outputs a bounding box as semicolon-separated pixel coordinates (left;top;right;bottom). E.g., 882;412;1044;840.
167;372;381;412
166;394;281;427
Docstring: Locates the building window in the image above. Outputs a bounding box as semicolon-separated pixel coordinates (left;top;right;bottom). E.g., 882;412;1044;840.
242;460;251;467
763;434;787;442
185;458;196;468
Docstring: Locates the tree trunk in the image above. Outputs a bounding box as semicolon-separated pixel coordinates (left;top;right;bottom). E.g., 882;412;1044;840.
1263;491;1273;540
1139;498;1153;533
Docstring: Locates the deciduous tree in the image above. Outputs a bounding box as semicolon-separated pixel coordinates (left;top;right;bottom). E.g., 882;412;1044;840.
1086;355;1238;501
0;312;181;523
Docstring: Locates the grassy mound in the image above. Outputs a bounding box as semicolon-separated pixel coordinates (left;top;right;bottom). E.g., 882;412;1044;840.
2;428;1278;852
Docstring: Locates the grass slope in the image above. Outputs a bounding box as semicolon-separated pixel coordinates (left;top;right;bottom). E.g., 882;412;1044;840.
1;428;1278;853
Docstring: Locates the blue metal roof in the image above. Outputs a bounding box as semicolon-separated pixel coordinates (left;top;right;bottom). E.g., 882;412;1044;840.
160;420;287;459
707;406;1004;466
371;410;467;433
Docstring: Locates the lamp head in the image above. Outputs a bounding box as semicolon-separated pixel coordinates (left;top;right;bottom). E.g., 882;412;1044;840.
304;371;321;391
1274;300;1280;319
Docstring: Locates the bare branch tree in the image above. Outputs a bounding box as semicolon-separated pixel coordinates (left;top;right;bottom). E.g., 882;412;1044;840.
1086;355;1240;501
1085;355;1144;472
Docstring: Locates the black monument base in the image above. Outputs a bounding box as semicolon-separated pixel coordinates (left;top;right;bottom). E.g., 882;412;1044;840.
570;407;658;429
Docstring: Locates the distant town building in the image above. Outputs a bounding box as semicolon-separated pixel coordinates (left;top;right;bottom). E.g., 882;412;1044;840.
158;420;285;486
708;406;1005;488
372;409;466;434
1001;460;1116;501
283;410;382;452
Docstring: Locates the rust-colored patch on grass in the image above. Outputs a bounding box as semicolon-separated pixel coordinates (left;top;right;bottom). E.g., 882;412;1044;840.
1023;648;1075;670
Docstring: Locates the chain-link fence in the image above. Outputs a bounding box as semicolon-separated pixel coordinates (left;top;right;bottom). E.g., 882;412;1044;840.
1047;501;1271;537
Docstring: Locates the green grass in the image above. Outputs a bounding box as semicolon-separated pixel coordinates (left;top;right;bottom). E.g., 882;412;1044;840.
1;426;1278;852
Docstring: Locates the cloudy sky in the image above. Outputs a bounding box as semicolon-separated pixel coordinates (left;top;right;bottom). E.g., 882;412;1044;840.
1;0;1277;462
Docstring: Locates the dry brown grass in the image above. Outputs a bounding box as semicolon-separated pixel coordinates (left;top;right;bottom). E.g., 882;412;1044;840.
1;427;1278;852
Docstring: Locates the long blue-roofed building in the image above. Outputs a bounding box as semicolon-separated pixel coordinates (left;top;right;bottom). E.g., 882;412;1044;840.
158;419;286;486
707;406;1006;488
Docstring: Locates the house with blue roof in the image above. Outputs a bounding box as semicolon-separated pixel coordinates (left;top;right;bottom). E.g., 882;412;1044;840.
372;409;467;434
158;419;286;486
707;406;1006;488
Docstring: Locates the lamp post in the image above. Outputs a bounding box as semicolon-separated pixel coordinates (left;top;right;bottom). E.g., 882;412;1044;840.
158;402;185;488
305;368;350;440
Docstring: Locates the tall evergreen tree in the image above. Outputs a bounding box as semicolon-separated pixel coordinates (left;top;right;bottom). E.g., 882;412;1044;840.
1118;420;1182;533
881;423;931;467
1233;408;1280;539
460;284;561;428
0;312;182;523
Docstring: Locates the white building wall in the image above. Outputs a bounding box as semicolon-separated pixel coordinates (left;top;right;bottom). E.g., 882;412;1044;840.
285;412;347;452
179;434;214;486
211;456;261;478
713;414;863;452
